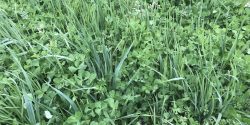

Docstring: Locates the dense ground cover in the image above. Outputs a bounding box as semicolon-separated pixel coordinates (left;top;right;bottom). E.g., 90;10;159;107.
0;0;250;124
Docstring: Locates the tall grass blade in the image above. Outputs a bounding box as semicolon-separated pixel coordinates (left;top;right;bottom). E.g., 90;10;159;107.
46;79;79;113
113;43;133;86
23;92;36;125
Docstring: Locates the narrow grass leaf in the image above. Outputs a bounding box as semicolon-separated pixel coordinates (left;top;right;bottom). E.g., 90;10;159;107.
23;92;36;125
46;82;79;113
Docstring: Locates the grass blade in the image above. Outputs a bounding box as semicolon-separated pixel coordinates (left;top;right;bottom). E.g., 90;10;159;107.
45;79;79;113
113;43;133;86
23;92;36;125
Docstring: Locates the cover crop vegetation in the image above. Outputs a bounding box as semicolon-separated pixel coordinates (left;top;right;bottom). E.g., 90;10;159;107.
0;0;250;124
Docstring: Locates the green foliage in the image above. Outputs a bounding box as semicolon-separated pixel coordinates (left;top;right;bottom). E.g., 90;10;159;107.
0;0;249;124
